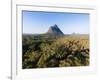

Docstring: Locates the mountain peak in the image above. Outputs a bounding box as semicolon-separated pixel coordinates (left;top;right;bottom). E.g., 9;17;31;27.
53;24;58;27
47;24;64;36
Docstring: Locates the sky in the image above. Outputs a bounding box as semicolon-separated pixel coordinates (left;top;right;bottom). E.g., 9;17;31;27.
22;10;89;34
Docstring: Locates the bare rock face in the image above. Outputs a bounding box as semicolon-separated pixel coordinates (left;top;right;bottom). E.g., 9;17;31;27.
47;24;64;36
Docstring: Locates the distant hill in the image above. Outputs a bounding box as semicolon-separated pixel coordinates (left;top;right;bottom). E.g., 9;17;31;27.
23;24;65;39
46;24;64;36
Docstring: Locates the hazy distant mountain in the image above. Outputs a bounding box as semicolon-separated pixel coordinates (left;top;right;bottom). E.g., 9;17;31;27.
23;24;89;40
23;24;64;39
46;24;64;36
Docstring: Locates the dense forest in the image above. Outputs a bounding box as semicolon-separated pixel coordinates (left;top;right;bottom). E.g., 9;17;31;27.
22;34;89;69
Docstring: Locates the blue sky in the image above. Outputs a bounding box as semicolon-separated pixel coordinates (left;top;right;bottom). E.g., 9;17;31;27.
22;11;89;34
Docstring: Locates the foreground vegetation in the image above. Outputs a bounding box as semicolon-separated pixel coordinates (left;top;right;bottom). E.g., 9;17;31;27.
22;35;89;69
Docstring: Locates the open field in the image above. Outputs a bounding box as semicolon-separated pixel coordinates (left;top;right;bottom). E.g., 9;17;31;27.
22;34;89;69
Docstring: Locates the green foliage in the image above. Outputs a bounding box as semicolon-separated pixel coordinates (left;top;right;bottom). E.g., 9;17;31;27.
22;35;89;69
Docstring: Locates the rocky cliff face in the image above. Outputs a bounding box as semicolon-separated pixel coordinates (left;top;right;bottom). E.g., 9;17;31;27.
47;24;64;36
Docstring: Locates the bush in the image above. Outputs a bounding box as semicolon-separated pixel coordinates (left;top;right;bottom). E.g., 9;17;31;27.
22;35;89;68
